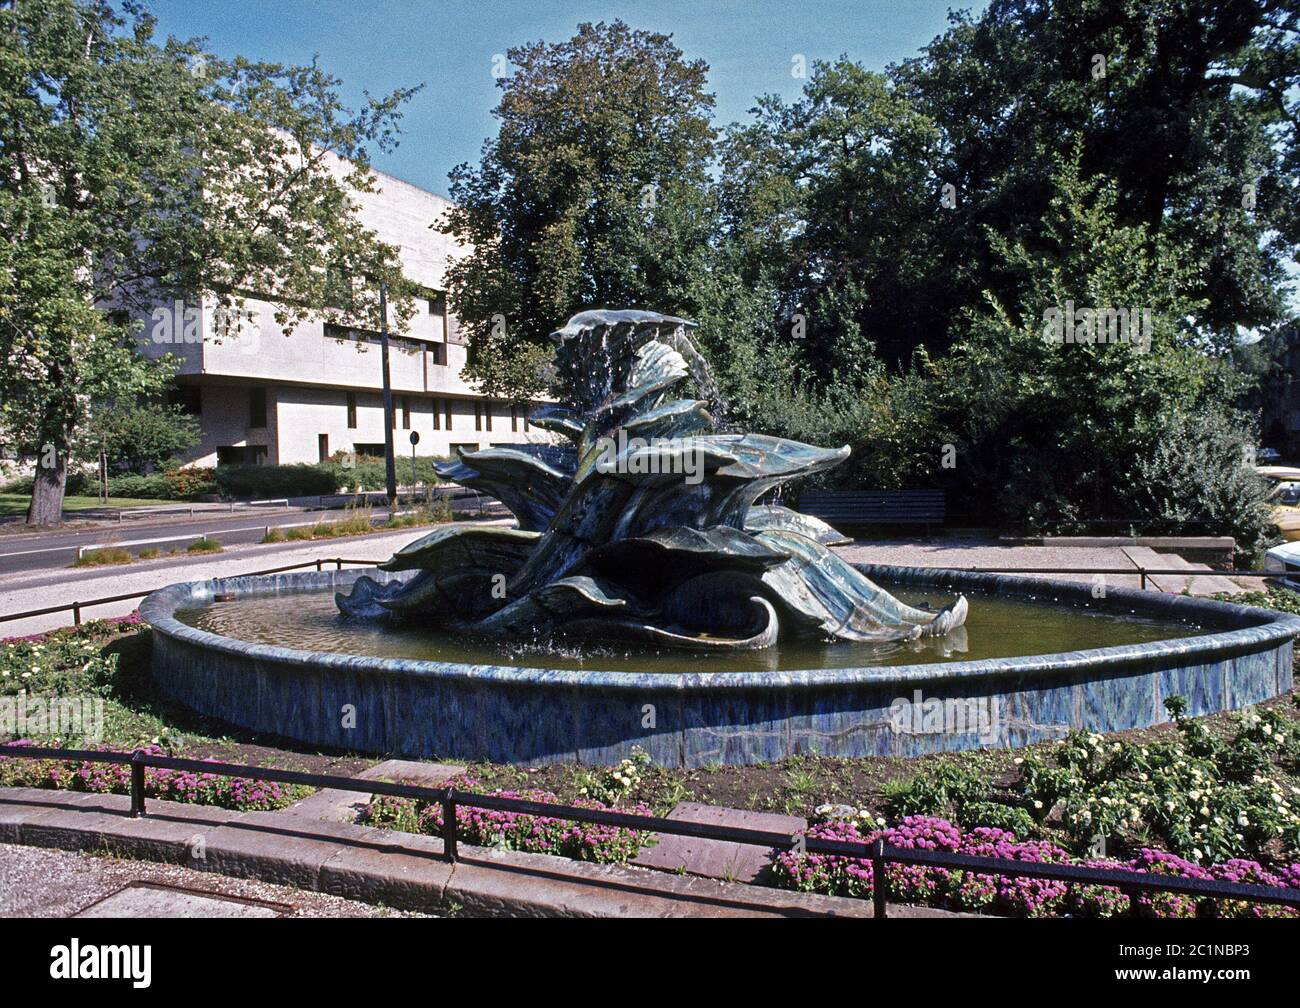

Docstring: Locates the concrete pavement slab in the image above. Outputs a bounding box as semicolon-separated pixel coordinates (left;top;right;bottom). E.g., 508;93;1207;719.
632;802;805;883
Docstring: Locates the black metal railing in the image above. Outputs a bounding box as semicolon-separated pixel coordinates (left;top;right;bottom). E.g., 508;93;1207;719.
2;745;1297;918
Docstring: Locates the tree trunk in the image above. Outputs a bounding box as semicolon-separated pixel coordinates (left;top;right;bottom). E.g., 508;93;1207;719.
26;452;67;526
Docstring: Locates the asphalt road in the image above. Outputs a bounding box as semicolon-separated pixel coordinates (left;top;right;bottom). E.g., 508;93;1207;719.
0;508;409;576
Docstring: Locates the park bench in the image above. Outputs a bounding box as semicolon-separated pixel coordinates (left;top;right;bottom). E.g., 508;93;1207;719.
797;489;946;533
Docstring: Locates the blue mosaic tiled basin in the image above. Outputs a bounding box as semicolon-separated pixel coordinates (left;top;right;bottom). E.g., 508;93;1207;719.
140;565;1300;767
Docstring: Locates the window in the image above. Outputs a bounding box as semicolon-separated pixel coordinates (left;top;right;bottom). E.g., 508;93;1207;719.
325;321;383;345
353;443;386;458
429;342;448;366
510;405;518;433
474;402;482;431
444;399;453;430
167;385;202;416
401;395;411;429
216;445;267;466
318;434;329;462
346;392;357;429
248;388;267;429
431;398;441;431
484;400;493;432
428;292;447;317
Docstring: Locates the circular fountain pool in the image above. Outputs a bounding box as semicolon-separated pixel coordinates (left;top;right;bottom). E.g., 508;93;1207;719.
140;564;1300;767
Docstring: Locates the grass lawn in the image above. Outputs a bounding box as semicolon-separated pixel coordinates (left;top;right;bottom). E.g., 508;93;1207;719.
0;494;164;517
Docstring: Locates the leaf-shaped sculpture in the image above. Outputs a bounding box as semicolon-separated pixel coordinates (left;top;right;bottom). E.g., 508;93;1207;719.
337;308;967;649
433;448;572;532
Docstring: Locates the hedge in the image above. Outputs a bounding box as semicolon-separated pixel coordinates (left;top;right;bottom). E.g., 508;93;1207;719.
213;463;340;499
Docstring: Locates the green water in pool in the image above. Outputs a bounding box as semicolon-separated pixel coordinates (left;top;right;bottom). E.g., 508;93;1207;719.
174;584;1207;674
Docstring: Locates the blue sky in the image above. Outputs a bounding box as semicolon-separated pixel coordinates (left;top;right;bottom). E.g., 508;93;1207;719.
145;0;981;197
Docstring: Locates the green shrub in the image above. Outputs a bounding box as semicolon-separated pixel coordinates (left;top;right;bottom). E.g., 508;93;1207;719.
2;469;95;496
885;698;1300;864
185;537;222;554
213;463;340;499
321;453;451;492
104;473;171;499
162;466;216;498
1123;411;1273;562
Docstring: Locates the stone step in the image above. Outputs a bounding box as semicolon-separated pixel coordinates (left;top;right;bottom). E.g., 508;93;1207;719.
1121;546;1243;595
283;759;465;824
632;802;806;884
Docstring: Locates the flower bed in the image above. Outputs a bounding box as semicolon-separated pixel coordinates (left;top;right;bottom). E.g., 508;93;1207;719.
883;698;1300;866
774;814;1300;918
359;774;652;863
0;741;311;812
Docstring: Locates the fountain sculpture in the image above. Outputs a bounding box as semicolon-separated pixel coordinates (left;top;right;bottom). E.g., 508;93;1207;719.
337;309;968;648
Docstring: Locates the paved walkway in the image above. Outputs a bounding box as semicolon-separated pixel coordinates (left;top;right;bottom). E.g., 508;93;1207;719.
0;841;428;917
0;527;423;637
834;536;1248;595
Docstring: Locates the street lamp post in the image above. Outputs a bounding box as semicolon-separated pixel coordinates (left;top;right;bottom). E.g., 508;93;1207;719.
378;280;398;507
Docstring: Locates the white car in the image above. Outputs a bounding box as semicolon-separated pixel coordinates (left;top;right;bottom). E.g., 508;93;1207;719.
1264;541;1300;589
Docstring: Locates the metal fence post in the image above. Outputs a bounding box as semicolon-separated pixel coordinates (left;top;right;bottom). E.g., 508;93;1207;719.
130;751;146;817
871;838;888;918
1140;568;1147;591
72;602;81;627
442;787;458;863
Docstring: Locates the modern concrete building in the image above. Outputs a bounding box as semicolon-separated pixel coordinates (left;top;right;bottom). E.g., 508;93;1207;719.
136;157;542;468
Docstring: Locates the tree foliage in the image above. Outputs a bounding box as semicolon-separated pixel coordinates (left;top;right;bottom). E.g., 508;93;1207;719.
79;400;201;475
0;0;419;523
443;20;717;399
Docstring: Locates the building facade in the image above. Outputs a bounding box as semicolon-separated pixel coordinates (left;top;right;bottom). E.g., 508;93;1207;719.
136;160;541;468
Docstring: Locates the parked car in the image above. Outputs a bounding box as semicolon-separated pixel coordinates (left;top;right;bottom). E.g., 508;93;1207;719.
1256;467;1300;541
1265;540;1300;589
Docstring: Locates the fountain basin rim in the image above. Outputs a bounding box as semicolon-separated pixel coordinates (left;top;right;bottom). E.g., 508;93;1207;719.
138;564;1300;692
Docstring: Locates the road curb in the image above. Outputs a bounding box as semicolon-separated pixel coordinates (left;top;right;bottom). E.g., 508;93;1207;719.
0;787;956;917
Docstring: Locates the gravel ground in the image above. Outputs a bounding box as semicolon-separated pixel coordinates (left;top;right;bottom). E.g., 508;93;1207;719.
0;842;432;917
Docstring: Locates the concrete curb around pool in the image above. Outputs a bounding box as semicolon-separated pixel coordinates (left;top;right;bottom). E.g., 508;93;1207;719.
139;566;1300;768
